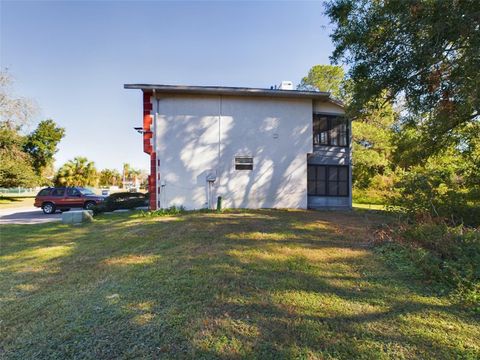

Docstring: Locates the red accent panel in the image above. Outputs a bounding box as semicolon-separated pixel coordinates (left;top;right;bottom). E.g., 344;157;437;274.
149;152;157;210
143;140;152;153
141;91;157;210
142;90;153;155
143;91;152;102
143;115;152;125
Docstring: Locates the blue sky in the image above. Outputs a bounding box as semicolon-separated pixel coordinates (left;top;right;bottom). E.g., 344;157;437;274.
1;0;335;172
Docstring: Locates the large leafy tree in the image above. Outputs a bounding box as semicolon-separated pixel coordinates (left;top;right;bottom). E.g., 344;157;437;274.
24;119;65;180
352;102;396;188
0;125;37;187
325;0;480;154
297;65;345;98
98;169;122;187
0;71;38;187
55;157;98;187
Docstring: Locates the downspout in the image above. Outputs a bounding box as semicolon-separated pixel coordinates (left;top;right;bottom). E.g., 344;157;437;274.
154;91;162;209
216;96;223;209
218;96;222;166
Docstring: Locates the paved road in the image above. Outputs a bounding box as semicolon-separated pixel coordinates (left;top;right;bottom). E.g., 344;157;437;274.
0;206;62;225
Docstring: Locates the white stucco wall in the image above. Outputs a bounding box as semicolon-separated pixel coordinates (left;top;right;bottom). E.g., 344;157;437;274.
153;95;313;209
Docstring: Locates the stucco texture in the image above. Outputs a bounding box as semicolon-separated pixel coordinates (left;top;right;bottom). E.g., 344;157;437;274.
154;95;313;209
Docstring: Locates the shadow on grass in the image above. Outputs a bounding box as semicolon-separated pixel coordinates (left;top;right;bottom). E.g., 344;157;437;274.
0;195;35;202
0;209;478;359
0;196;22;203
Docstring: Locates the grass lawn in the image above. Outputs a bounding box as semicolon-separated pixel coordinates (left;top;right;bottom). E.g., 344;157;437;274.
1;210;478;359
352;202;387;211
0;196;34;209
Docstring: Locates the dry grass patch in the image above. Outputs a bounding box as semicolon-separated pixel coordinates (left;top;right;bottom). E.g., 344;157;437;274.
102;254;160;266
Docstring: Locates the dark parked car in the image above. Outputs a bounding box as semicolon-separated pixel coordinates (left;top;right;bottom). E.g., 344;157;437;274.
34;187;105;214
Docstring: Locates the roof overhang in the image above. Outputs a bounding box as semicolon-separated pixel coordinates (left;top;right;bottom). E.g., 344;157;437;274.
124;84;343;107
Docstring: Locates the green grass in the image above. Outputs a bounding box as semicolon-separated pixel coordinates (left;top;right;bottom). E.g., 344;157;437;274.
1;210;479;359
0;196;34;208
352;202;387;211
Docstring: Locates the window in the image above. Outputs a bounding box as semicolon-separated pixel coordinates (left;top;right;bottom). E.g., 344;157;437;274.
313;115;348;147
67;188;81;196
235;156;253;170
78;187;95;195
51;188;65;197
37;188;51;196
307;165;349;197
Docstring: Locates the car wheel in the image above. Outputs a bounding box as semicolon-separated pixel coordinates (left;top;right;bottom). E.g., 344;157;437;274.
42;202;56;214
84;201;96;210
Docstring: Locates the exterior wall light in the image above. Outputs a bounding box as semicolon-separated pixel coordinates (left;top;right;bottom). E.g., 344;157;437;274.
133;127;152;134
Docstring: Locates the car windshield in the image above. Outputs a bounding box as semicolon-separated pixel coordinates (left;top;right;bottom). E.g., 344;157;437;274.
78;188;95;196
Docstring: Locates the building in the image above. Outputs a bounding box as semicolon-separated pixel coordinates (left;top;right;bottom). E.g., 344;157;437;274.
125;83;351;210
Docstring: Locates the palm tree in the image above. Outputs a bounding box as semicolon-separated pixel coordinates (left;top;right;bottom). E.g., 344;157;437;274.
122;163;143;189
55;157;98;187
129;168;141;187
122;163;131;188
99;168;121;187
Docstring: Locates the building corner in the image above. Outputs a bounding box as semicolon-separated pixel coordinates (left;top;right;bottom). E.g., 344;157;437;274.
143;91;157;210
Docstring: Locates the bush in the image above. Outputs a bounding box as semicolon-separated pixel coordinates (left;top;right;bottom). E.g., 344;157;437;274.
353;187;390;205
139;205;186;217
93;192;148;215
390;165;480;226
376;221;480;307
106;192;146;201
353;174;398;205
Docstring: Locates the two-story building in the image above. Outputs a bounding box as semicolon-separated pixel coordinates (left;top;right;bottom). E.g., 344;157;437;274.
125;83;351;210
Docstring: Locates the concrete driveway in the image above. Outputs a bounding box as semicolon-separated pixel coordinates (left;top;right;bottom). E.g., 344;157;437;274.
0;207;62;225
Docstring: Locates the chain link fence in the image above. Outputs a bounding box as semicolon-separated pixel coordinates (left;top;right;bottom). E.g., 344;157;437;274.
0;187;40;196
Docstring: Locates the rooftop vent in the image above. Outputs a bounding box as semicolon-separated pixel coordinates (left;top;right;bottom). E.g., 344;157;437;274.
278;81;294;90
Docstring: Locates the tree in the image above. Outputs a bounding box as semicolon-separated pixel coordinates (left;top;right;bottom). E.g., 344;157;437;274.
0;70;38;187
122;163;131;187
325;0;480;155
0;71;37;129
391;139;480;225
23;119;65;180
55;157;98;187
297;65;345;98
352;102;396;188
0;125;37;187
122;163;143;187
98;169;122;187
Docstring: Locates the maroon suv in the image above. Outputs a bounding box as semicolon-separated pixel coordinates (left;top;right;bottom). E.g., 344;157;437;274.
34;187;105;214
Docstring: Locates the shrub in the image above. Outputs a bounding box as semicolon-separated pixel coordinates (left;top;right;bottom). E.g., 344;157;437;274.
376;221;480;307
353;187;390;205
93;192;148;215
139;205;186;217
390;165;480;227
106;192;146;201
353;174;398;205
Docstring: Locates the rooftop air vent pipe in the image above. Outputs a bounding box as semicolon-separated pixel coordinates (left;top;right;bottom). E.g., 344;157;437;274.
278;81;294;90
